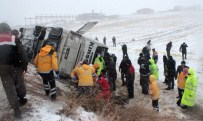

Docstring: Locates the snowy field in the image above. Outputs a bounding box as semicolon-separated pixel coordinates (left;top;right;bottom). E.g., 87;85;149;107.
0;10;203;120
86;10;203;119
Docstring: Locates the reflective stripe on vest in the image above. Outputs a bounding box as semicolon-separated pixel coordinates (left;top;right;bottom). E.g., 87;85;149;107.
0;33;15;45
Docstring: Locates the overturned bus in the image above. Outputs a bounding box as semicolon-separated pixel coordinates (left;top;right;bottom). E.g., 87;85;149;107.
20;22;108;76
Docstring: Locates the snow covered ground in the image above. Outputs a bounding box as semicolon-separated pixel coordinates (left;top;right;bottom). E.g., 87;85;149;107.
0;10;203;120
86;10;203;119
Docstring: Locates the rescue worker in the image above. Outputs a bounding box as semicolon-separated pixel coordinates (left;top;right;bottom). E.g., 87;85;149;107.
103;36;106;45
122;44;128;59
181;68;198;109
166;41;172;57
125;59;135;99
72;59;95;97
139;57;150;95
152;48;158;64
165;56;176;90
70;61;83;88
163;55;168;84
112;36;116;47
119;56;128;86
179;42;188;60
96;69;110;102
149;59;159;80
0;23;27;118
176;66;189;106
94;54;105;76
34;41;59;100
149;75;160;112
107;58;117;92
11;29;28;106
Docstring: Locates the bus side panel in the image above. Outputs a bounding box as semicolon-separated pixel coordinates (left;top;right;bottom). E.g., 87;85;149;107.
59;33;83;74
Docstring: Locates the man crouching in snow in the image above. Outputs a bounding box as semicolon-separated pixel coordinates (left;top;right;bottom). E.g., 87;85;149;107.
96;69;110;102
149;75;160;112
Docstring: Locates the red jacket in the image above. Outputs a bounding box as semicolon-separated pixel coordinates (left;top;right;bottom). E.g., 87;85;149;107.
97;75;110;91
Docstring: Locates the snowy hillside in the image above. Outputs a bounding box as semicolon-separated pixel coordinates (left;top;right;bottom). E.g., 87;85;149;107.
0;10;203;121
86;10;203;119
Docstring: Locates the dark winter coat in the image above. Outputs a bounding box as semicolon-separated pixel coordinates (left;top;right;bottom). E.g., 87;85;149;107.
166;42;172;51
163;55;168;75
142;46;150;55
13;38;28;71
111;54;117;65
0;33;27;71
179;43;188;53
167;56;176;77
108;61;117;78
139;59;150;76
122;44;127;53
119;59;128;73
138;55;144;66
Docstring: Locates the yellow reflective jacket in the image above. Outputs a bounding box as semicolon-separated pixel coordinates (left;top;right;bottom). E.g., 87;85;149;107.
181;69;198;107
74;64;95;86
34;45;58;73
149;75;160;100
94;56;105;75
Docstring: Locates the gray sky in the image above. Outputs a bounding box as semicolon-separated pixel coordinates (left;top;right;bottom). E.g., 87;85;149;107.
0;0;202;26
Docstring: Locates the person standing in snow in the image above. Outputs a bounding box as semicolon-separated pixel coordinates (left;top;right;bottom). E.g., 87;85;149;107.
119;56;128;86
95;37;99;41
34;41;59;100
165;56;176;90
179;42;188;60
147;40;151;46
176;66;189;106
11;29;28;106
103;36;106;45
149;59;159;80
139;57;150;95
149;75;160;112
166;41;172;57
152;48;158;64
181;68;198;109
107;58;117;92
163;55;168;84
112;36;116;47
122;44;128;59
0;23;27;118
138;53;144;86
125;59;135;99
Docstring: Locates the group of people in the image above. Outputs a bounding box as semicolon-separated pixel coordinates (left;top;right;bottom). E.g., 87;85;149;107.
137;39;197;111
102;36;117;47
0;22;197;119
